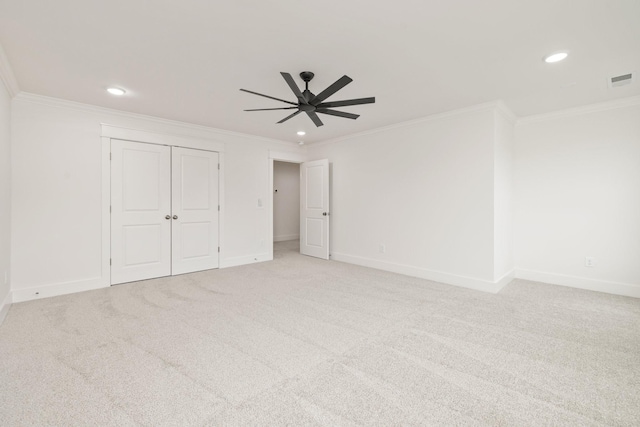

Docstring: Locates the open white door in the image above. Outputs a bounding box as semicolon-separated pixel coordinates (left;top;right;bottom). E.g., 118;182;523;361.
171;147;219;274
300;159;330;259
111;140;172;284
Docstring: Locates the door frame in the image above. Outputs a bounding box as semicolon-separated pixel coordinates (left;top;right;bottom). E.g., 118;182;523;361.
101;124;225;286
267;150;306;261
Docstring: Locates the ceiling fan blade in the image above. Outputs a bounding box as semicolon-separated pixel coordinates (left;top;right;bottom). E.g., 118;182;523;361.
240;89;297;106
316;97;375;109
280;72;307;104
306;111;324;127
244;107;298;111
316;109;360;120
277;110;302;124
311;75;353;105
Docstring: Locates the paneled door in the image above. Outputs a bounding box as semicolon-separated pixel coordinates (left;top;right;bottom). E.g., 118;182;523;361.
111;141;219;284
171;147;219;274
300;159;330;259
111;140;172;284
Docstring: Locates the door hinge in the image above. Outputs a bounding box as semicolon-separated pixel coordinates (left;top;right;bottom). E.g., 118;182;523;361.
110;205;112;213
218;205;220;211
218;163;220;170
218;247;220;253
110;258;112;265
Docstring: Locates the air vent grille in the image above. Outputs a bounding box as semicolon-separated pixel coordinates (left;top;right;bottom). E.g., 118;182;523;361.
608;72;635;88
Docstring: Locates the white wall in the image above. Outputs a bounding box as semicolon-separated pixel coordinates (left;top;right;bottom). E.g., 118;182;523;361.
493;110;515;281
9;91;638;302
514;101;640;297
273;161;300;242
307;105;507;292
10;94;303;301
0;79;11;318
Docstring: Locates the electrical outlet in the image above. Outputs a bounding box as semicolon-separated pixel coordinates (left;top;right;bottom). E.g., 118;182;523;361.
379;244;386;254
585;257;595;267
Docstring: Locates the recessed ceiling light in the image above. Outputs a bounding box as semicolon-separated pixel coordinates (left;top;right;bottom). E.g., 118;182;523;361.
543;52;569;63
107;87;126;96
296;131;306;136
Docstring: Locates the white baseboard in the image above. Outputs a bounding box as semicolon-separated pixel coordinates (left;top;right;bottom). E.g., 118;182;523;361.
0;290;12;326
274;234;299;242
495;269;516;290
331;252;512;294
220;252;272;269
11;277;107;303
515;268;640;299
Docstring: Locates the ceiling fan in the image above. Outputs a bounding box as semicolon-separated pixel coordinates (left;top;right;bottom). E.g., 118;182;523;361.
240;71;375;127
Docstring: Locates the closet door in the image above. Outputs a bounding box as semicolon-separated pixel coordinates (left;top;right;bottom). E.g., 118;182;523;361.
171;147;219;274
111;140;172;284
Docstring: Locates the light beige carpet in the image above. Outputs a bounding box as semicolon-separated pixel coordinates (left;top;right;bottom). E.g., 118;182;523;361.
1;240;639;426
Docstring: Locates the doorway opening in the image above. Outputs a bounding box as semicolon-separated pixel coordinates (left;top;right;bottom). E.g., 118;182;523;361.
273;161;301;249
267;152;329;261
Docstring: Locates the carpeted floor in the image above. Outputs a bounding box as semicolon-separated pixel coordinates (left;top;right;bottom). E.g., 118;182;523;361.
1;240;639;426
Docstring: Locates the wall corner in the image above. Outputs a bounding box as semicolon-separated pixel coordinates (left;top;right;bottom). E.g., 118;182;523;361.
0;41;20;98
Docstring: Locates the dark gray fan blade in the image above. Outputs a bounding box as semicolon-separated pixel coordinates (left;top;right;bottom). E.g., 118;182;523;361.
306;111;324;127
240;89;297;106
316;97;375;109
244;107;298;111
316;109;360;120
311;75;353;105
280;72;307;104
277;110;302;124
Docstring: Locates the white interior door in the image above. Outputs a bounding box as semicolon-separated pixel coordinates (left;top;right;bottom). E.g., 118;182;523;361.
171;147;219;274
111;140;172;284
300;159;330;259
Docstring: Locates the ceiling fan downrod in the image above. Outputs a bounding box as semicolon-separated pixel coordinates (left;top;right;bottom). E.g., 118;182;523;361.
300;71;314;102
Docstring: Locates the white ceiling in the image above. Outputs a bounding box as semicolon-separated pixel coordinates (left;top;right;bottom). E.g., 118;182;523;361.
1;0;639;143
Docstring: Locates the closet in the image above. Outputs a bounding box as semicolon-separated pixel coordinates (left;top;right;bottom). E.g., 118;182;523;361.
110;139;219;284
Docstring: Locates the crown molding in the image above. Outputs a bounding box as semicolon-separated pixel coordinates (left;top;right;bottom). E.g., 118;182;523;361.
312;100;510;147
494;100;518;124
13;92;296;147
516;95;640;125
0;41;19;97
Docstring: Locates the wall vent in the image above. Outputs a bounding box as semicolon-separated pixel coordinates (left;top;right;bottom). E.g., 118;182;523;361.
608;72;635;88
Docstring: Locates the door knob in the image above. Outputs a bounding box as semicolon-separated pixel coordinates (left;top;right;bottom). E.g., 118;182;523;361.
322;212;327;216
165;215;171;220
173;215;178;220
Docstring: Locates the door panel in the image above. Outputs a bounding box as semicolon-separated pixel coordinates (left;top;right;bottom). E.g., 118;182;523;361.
123;150;163;211
171;147;219;274
111;140;171;284
300;159;329;259
180;222;211;259
305;166;324;208
304;218;323;247
180;155;212;209
123;224;163;266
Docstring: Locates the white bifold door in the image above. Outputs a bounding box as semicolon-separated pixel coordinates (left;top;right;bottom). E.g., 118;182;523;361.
111;140;219;285
300;159;330;260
